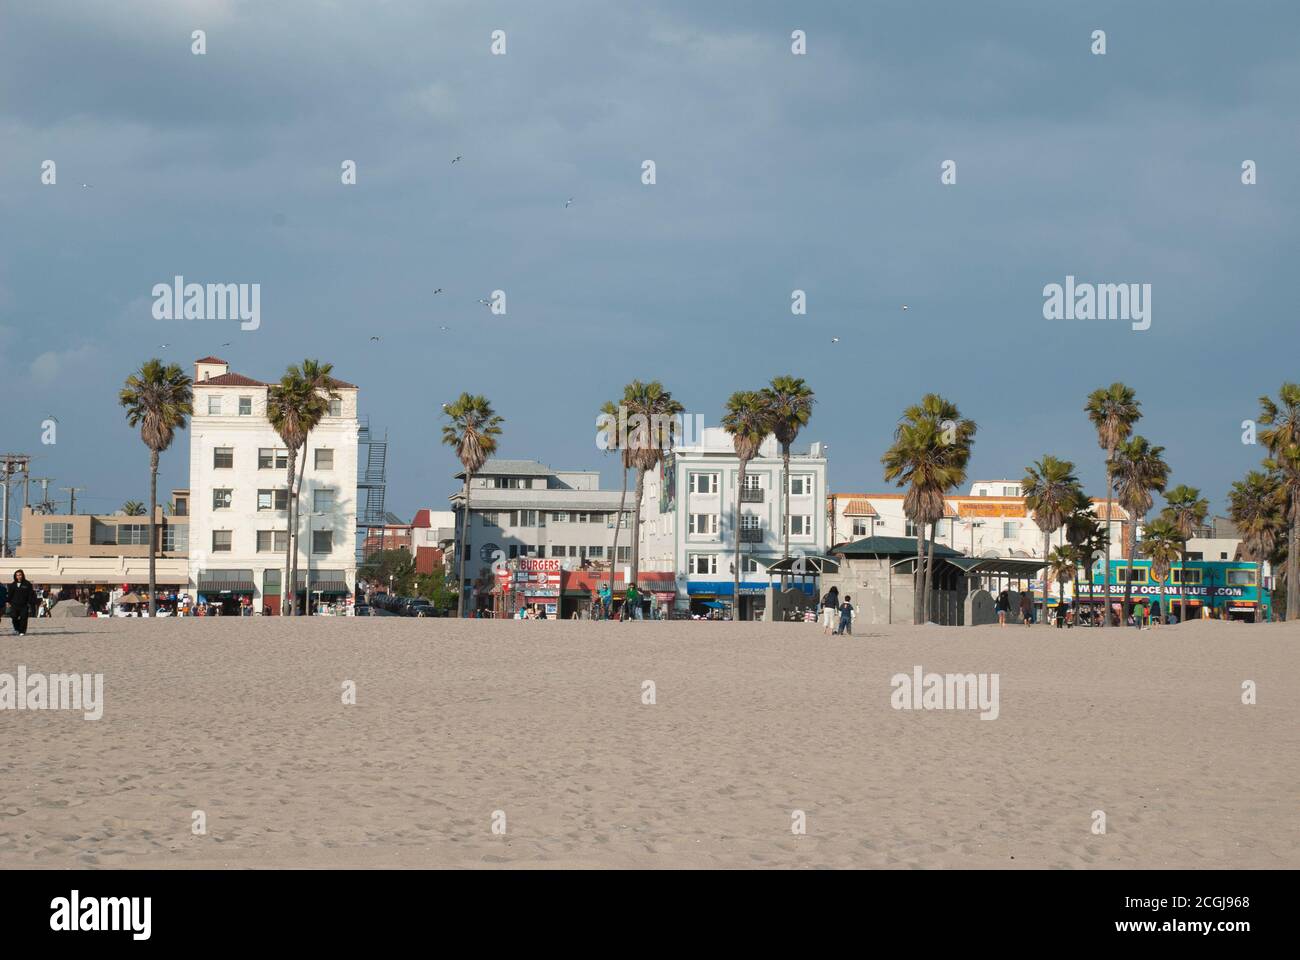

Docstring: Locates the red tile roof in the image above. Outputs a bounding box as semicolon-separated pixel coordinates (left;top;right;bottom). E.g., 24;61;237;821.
411;509;432;528
195;356;228;364
195;372;269;387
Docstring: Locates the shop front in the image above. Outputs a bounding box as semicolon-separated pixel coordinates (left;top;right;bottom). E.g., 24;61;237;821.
296;570;352;615
196;569;257;616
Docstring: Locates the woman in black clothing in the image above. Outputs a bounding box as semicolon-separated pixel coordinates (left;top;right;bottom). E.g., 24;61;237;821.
8;570;36;636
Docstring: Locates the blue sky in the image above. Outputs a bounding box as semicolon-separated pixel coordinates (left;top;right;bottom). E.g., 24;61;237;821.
1;0;1296;524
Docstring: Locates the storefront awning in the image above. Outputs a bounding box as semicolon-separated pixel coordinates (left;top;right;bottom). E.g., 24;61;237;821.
765;555;840;574
296;570;350;595
197;570;256;593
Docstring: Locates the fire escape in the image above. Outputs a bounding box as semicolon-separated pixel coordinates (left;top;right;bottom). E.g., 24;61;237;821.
356;418;388;563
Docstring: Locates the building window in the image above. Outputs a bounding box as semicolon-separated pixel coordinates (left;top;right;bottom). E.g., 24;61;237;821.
689;473;719;494
784;475;811;496
1002;485;1019;496
313;488;336;513
312;530;333;554
480;512;498;526
1227;569;1256;587
515;510;544;527
212;530;232;552
1171;568;1203;585
328;397;342;417
508;545;518;559
207;396;222;415
742;557;760;573
43;523;74;545
689;514;718;535
162;524;188;552
238;396;252;416
493;477;524;489
315;448;334;470
257;489;289;511
256;530;289;552
213;447;234;469
258;448;289;470
551;545;567;558
616;546;630;562
586;545;605;559
787;515;812;536
742;474;760;491
689;554;717;575
552;511;568;523
1002;521;1020;539
118;523;149;546
263;568;281;598
852;518;870;536
173;496;188;516
1115;566;1148;584
212;488;233;510
905;520;918;537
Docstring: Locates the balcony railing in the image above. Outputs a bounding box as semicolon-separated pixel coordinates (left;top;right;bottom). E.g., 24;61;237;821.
740;487;764;503
739;528;764;543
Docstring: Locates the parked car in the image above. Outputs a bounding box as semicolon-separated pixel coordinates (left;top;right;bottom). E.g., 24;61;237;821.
409;602;435;618
354;605;373;617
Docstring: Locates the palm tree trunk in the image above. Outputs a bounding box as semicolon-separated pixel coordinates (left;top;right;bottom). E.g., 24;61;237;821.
148;449;159;617
1042;531;1051;624
290;445;308;616
609;462;628;577
1288;493;1299;621
913;527;924;624
1122;519;1135;623
283;447;297;615
629;467;646;589
1102;457;1114;626
781;448;791;590
924;523;936;623
735;457;747;620
457;475;471;617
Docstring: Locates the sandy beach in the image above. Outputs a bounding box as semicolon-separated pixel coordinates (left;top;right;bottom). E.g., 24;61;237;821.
1;616;1295;869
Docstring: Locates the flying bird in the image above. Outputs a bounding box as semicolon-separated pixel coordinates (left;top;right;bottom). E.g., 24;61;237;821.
830;337;839;343
433;288;443;295
477;298;492;306
220;342;231;347
81;183;91;188
565;198;574;208
451;155;463;164
369;336;382;341
439;325;449;332
902;305;909;311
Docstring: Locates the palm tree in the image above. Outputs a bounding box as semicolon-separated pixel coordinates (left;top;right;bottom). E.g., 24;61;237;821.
1140;518;1183;625
119;359;193;616
761;376;815;588
1063;495;1103;623
1159;484;1208;622
722;390;773;619
1112;436;1169;621
1085;383;1141;627
1258;384;1300;620
291;359;340;613
121;500;146;516
267;367;326;615
1046;546;1076;620
442;393;504;617
882;395;975;623
619;380;684;592
1228;470;1286;565
598;399;633;580
1023;456;1081;617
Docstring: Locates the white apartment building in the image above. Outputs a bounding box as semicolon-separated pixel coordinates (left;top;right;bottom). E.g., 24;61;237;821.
637;428;828;618
827;479;1133;562
188;357;359;613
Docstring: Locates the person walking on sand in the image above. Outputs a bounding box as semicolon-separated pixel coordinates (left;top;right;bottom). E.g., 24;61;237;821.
8;570;37;636
1019;590;1033;627
599;582;611;621
995;589;1010;626
624;582;640;621
834;594;855;636
820;585;839;635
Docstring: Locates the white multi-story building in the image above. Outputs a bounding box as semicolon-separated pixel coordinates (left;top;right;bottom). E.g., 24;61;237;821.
827;479;1133;561
187;357;359;613
637;428;828;618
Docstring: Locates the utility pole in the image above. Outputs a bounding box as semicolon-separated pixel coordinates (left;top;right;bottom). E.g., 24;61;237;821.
61;486;83;516
29;478;53;514
1;454;32;558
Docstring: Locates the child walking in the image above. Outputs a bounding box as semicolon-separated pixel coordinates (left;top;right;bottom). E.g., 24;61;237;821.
835;594;855;636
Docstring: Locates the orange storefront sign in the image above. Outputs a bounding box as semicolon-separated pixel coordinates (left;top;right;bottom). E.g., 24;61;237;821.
955;501;1026;518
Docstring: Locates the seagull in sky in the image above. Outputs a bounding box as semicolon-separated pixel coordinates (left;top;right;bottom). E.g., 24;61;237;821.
369;336;382;342
452;155;463;164
433;288;443;295
830;337;840;343
902;304;909;311
565;198;574;208
477;298;492;307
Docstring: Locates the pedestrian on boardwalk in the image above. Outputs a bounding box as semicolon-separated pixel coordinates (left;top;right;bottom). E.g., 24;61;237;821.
8;570;37;636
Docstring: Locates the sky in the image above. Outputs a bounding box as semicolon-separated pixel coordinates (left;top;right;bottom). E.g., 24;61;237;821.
1;0;1297;528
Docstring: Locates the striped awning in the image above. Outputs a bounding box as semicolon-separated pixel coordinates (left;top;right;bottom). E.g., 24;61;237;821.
197;569;256;593
842;499;877;517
